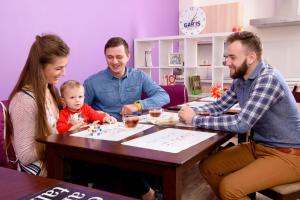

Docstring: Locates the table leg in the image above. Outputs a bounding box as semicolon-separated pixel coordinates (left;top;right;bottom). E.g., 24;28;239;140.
45;146;64;180
162;167;182;200
238;133;248;143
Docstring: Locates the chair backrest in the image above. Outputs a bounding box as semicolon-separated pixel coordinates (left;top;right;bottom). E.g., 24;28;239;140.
0;100;8;166
160;85;188;108
141;85;188;108
0;100;17;169
292;85;300;103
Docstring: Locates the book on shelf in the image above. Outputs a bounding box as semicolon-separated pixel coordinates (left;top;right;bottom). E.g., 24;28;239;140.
189;76;202;95
175;76;184;85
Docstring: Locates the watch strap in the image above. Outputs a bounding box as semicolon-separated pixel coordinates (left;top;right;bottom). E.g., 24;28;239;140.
134;101;143;111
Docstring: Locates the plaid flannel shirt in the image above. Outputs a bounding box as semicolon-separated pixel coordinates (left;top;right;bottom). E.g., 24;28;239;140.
192;64;285;133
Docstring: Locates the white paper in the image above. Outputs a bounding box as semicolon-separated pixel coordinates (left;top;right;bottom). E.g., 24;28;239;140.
122;128;216;153
178;101;210;108
139;112;179;125
71;122;153;141
199;96;217;102
179;101;241;112
175;122;195;128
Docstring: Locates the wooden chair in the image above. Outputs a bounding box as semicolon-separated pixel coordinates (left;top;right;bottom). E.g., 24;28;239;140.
0;100;17;169
252;85;300;200
292;84;300;103
160;85;188;108
141;84;188;108
257;183;300;200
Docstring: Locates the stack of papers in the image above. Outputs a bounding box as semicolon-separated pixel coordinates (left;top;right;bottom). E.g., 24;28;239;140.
139;112;179;126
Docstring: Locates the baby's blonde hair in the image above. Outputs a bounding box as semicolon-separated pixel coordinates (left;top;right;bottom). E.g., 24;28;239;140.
60;80;83;97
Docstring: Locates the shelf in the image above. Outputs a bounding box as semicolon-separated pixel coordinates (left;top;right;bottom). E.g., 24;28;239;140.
134;33;231;96
159;66;184;69
136;66;158;69
135;32;232;42
250;15;300;28
201;79;212;83
224;79;233;84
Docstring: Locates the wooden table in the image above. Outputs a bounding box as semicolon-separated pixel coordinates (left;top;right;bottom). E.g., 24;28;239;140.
0;167;136;200
37;126;234;200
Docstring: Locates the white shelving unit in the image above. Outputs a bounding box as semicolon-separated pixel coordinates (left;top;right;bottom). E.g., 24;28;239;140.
134;32;232;97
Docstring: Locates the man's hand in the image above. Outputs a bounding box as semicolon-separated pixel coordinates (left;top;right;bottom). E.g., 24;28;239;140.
120;104;139;115
178;106;197;125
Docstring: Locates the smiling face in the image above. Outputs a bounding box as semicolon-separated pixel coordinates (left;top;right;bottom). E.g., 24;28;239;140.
43;56;68;85
63;86;85;112
105;45;130;78
224;41;251;79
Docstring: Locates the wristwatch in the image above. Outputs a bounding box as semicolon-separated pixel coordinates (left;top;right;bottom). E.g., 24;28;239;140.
134;101;143;111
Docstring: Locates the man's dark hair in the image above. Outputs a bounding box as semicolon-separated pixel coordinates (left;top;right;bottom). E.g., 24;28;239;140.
226;31;262;61
104;37;129;56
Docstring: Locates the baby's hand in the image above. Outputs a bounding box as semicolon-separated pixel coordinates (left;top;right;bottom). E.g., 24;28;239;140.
69;114;84;125
103;115;117;124
69;121;86;132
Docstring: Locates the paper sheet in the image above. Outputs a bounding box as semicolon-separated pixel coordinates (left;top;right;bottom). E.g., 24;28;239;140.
122;128;216;153
139;112;179;124
199;96;217;102
178;101;210;108
71;122;153;141
179;101;241;112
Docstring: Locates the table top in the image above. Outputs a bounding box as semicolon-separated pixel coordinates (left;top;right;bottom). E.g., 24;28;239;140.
0;167;136;200
37;125;234;167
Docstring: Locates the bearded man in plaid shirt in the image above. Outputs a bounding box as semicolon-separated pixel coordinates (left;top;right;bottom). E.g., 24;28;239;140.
179;31;300;200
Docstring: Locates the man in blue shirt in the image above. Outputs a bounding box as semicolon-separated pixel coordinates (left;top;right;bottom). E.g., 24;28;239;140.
84;37;170;122
179;31;300;199
83;37;168;200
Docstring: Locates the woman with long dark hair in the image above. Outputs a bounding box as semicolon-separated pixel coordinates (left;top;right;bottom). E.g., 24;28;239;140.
5;34;70;176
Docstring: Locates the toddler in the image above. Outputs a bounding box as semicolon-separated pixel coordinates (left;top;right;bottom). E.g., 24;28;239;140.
57;80;116;133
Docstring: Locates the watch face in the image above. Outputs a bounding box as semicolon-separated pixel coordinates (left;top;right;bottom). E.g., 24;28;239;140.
179;7;206;36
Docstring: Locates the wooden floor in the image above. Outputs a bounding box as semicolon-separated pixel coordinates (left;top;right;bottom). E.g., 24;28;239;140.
181;162;272;200
181;137;272;200
182;162;218;200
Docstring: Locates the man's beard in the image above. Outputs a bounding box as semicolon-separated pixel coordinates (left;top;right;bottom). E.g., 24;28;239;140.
230;59;248;79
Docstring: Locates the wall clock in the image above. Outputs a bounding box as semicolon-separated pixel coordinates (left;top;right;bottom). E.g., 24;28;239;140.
179;7;206;36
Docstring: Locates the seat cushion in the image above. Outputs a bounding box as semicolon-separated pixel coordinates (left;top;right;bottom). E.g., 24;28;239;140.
271;182;300;195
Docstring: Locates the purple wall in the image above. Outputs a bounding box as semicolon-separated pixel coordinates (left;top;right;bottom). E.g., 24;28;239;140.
0;0;179;100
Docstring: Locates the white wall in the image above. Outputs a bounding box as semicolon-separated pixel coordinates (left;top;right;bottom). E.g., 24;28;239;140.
179;0;300;83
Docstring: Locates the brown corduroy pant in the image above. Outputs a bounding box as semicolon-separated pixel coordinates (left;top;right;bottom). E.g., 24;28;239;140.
199;141;300;200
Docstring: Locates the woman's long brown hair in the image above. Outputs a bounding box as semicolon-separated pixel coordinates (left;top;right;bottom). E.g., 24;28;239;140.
5;34;70;161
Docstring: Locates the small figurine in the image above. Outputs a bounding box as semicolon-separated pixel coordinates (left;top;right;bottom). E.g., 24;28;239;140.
88;124;102;136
